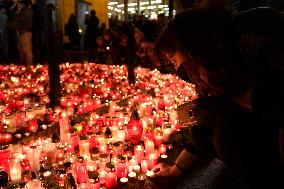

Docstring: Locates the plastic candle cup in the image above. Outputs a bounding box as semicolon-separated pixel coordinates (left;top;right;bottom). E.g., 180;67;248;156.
134;145;144;164
116;157;127;179
144;140;155;157
140;160;148;173
105;163;117;189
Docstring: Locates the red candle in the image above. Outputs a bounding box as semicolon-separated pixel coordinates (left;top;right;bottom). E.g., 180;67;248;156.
116;161;127;179
88;179;100;189
28;119;38;133
76;162;88;184
147;151;159;170
105;171;117;188
55;149;65;161
66;143;74;154
60;97;68;107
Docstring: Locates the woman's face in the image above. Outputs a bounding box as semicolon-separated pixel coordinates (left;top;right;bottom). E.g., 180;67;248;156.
181;52;213;96
169;51;186;71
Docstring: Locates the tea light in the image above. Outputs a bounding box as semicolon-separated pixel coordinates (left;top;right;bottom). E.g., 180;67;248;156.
120;177;128;183
43;171;51;178
160;155;167;162
128;171;136;179
146;170;154;177
138;174;146;181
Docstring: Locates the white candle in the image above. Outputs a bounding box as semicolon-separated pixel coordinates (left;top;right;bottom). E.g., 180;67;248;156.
120;177;128;183
128;171;136;178
146;170;154;177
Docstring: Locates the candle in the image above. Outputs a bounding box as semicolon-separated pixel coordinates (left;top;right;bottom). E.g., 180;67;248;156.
105;170;117;188
79;139;90;157
138;174;146;181
76;162;88;184
159;144;167;155
154;131;163;147
146;170;154;177
134;145;144;164
147;151;159;170
9;159;21;183
27;147;41;172
87;161;97;172
144;140;155;156
60;97;68;107
99;144;108;154
132;164;140;174
120;177;128;183
128;171;136;179
4;114;16;133
116;160;127;179
163;127;172;142
59;114;69;144
78;183;88;189
88;178;100;189
141;159;148;173
116;129;126;142
55;149;65;161
99;169;106;184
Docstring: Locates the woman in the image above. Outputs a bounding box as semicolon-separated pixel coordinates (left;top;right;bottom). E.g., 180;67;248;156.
153;8;284;189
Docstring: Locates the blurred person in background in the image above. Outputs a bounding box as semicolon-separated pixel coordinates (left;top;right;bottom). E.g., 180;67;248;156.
84;9;99;51
64;14;81;51
14;0;33;66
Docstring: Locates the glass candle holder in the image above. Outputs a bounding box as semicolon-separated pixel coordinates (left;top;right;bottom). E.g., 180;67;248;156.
88;178;100;189
116;158;127;179
79;139;90;158
8;158;21;183
27;147;41;172
5;113;16;133
105;167;117;189
112;142;124;158
76;162;88;184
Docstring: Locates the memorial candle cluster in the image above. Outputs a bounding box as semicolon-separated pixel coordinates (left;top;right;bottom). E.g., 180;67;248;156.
0;63;197;188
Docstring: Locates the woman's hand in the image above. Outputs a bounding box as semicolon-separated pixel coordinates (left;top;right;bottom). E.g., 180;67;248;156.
150;163;183;187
